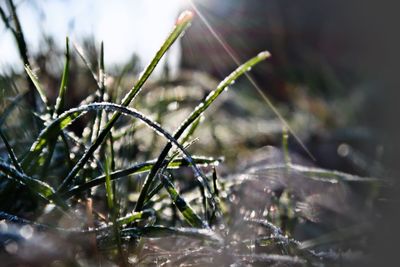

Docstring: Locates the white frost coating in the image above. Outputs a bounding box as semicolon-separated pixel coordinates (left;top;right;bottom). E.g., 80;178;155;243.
257;51;271;59
176;10;194;25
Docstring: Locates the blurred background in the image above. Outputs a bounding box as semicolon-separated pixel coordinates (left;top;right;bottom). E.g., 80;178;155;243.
0;0;183;73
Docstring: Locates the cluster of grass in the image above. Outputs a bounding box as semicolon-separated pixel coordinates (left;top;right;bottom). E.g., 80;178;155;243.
0;3;382;266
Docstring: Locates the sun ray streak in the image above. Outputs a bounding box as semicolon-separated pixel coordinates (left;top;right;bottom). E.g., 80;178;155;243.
186;0;315;161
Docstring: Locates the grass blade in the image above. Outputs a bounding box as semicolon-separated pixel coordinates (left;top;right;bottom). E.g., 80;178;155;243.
0;0;37;110
104;156;114;212
54;37;70;116
21;111;84;170
0;130;23;173
180;116;202;145
24;65;49;107
39;37;71;178
61;156;220;199
161;173;206;228
104;155;124;264
116;209;155;226
0;160;55;198
73;41;99;84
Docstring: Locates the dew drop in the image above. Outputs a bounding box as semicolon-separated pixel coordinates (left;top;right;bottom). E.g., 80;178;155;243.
5;241;18;254
20;225;34;239
250;210;256;218
167;101;179;111
337;143;350;157
90;162;97;169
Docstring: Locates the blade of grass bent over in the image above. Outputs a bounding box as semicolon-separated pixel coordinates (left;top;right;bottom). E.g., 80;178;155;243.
57;11;194;193
0;160;55;199
26;102;206;194
23;103;208;182
134;51;271;212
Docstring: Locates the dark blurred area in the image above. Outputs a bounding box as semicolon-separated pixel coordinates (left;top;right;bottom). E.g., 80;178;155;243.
182;0;366;101
181;1;400;265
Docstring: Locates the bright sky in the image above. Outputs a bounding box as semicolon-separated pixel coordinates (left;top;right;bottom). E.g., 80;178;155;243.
0;0;185;74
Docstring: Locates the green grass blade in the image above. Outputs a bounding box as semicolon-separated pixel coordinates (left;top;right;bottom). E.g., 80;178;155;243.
0;130;23;173
1;0;37;110
73;41;99;84
43;36;72;175
0;160;55;198
21;111;84;170
104;154;124;263
54;37;70;116
119;10;193;107
61;156;220;199
104;156;114;211
24;65;49;106
116;209;155;226
282;127;291;166
180;116;202;145
91;41;106;141
176;51;270;134
135;51;270;212
143;139;201;205
161;173;206;228
57;10;194;193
